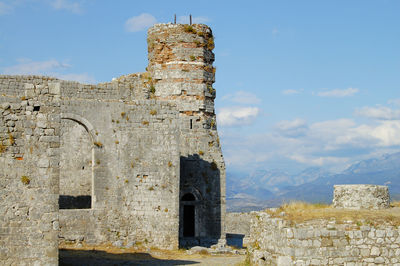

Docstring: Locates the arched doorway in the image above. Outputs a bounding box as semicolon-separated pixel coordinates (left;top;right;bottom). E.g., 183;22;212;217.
179;188;203;247
59;114;98;209
182;193;196;237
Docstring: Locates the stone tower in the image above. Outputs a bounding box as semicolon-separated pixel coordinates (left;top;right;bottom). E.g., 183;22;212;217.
0;23;226;265
147;23;226;246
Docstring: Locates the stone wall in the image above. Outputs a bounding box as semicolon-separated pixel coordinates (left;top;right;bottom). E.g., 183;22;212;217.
225;212;251;248
249;212;400;265
59;98;181;249
333;185;390;210
0;79;60;265
0;22;226;264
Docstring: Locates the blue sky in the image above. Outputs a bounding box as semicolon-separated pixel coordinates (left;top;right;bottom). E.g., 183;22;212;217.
1;0;400;174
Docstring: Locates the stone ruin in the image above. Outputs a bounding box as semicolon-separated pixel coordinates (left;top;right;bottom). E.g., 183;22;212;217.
333;184;390;210
248;185;399;265
0;23;226;265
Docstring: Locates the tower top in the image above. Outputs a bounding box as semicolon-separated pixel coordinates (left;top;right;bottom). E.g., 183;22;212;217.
146;23;216;113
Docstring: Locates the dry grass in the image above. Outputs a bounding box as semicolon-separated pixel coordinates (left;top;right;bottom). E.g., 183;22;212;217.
183;25;196;34
0;142;6;153
8;133;15;145
391;201;400;207
93;141;103;148
207;37;215;50
21;176;30;185
266;201;400;226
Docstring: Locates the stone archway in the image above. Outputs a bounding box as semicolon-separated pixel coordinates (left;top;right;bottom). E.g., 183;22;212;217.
179;187;203;246
59;113;99;209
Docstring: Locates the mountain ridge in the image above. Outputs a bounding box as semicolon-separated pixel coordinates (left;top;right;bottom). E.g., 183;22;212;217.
227;152;400;212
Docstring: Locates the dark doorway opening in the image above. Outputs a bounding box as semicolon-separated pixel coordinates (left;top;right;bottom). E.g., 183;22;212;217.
182;193;195;201
59;195;91;209
183;205;195;237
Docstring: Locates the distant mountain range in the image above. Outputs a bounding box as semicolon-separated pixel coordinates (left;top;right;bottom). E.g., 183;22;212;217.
227;152;400;212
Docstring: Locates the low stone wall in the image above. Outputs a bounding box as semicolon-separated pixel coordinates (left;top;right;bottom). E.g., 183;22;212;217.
249;212;400;265
225;212;251;248
333;185;390;210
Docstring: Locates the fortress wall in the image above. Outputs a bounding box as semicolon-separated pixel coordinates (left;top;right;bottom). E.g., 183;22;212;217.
60;73;149;101
0;82;60;265
0;75;60;97
0;22;227;256
0;72;148;102
59;96;181;249
249;212;400;265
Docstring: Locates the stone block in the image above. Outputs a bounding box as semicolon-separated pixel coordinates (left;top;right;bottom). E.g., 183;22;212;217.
333;185;390;209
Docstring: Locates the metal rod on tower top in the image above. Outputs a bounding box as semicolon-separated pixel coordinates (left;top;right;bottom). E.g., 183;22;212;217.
190;14;192;25
174;14;176;24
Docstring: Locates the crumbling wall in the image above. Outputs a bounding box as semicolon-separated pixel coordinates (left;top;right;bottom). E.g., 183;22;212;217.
0;76;60;265
248;212;400;265
0;22;227;258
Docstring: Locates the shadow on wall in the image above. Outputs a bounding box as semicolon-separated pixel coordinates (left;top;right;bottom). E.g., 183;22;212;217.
59;249;198;266
179;154;221;248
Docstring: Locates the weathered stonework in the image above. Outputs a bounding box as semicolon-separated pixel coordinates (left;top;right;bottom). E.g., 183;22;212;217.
249;212;400;265
0;83;60;265
333;185;390;210
248;187;399;265
0;23;226;265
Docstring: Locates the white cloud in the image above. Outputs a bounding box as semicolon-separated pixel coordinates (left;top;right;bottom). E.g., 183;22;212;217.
0;2;12;15
221;115;400;173
49;0;83;14
355;106;400;120
3;58;70;74
317;87;359;97
222;91;261;105
368;121;400;146
310;119;356;137
388;98;400;106
289;154;349;167
177;15;209;24
125;13;157;32
217;106;260;126
275;118;308;137
3;58;95;84
282;89;301;95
